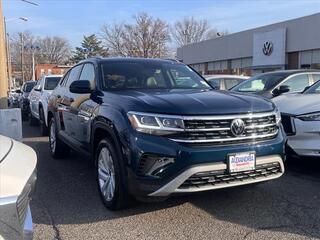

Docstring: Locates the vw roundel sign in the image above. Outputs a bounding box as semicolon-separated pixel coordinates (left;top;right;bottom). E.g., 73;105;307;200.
262;41;273;56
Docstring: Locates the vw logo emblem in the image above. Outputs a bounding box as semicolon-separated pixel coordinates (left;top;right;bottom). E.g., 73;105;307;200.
262;41;273;56
230;119;245;137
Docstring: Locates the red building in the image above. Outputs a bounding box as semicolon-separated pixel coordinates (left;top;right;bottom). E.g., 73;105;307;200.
35;64;71;80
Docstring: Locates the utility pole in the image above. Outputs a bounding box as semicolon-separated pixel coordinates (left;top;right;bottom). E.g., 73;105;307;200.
0;0;8;108
20;33;24;82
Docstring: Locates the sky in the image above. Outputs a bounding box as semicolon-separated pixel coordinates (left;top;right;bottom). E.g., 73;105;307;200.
3;0;320;48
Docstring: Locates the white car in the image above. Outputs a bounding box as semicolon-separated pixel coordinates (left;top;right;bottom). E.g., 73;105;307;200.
29;75;62;135
273;80;320;157
0;135;37;240
204;75;249;90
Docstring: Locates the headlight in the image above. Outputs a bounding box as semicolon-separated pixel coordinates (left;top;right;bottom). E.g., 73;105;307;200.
275;107;281;125
296;112;320;121
128;111;184;135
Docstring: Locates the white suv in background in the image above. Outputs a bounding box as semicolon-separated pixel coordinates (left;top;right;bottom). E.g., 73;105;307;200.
29;74;62;135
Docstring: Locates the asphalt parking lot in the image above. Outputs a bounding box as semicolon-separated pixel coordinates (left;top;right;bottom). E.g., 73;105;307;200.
22;122;320;240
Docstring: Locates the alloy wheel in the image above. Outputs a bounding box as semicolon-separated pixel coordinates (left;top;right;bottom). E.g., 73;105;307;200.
98;147;115;201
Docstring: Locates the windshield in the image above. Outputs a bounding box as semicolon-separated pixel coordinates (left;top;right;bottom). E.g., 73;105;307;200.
304;80;320;94
233;73;288;92
102;61;211;90
44;77;61;90
23;82;36;92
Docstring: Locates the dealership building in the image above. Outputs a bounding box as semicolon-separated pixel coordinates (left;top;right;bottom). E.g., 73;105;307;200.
177;13;320;75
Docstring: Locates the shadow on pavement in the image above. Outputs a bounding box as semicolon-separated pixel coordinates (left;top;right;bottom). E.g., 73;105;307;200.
23;122;320;239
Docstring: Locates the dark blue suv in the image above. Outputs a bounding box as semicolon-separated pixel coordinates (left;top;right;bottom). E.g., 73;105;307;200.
47;58;285;210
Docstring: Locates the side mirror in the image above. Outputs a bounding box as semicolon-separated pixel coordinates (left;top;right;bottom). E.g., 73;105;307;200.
273;85;290;96
34;87;41;92
69;80;92;94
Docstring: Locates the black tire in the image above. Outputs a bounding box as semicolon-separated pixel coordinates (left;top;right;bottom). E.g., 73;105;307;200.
48;118;69;158
29;112;38;126
39;107;48;136
95;138;129;210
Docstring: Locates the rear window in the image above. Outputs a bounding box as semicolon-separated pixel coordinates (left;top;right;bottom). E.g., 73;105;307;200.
23;82;36;92
233;73;288;92
44;77;61;90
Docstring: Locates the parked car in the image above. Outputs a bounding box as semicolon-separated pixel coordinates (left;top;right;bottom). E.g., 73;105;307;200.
19;81;37;120
273;79;320;158
204;75;249;90
29;75;62;135
0;135;37;240
231;70;320;98
8;89;22;108
48;57;285;210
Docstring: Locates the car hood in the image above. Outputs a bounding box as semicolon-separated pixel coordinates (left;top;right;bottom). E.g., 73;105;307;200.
106;89;275;115
273;93;320;115
0;135;12;163
0;135;37;198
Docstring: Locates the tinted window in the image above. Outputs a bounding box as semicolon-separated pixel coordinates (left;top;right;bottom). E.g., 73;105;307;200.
304;80;320;94
65;64;83;87
60;71;71;86
207;78;222;89
102;61;210;90
79;64;95;81
44;77;61;90
281;74;310;92
23;82;36;92
224;78;242;90
233;73;287;92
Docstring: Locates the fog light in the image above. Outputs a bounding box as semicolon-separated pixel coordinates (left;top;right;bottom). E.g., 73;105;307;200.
138;154;175;176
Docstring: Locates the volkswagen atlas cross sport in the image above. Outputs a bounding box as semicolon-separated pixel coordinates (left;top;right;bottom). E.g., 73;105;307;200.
47;57;286;210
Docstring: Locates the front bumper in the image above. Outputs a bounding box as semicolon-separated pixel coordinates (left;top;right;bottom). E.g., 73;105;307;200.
287;119;320;157
148;155;284;197
0;170;36;240
126;129;286;197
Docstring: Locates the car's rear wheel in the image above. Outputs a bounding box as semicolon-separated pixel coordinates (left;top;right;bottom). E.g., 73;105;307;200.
49;118;69;158
39;107;48;136
96;138;129;210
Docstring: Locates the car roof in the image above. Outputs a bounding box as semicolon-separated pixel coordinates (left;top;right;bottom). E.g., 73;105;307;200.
204;75;249;79
259;69;320;75
43;74;63;78
84;57;185;65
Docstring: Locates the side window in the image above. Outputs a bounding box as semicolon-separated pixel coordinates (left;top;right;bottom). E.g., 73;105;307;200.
224;78;241;90
60;71;71;86
281;74;310;92
79;64;95;82
312;74;320;83
65;64;83;87
208;79;222;90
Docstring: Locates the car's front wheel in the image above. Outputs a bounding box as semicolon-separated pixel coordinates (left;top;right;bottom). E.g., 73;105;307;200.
49;118;69;158
96;138;129;210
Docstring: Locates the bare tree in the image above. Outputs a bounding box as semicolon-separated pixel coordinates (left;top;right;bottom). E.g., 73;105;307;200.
101;13;170;58
36;36;71;64
171;17;223;47
10;32;72;82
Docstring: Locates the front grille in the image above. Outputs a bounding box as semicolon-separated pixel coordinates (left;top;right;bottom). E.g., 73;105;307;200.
17;184;31;225
179;162;282;189
170;112;278;145
281;114;295;135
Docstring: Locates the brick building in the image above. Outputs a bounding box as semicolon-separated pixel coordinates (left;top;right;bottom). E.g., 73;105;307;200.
35;64;71;80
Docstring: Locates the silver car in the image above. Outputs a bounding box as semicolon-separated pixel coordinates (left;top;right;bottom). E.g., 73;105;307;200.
0;135;37;240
